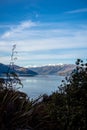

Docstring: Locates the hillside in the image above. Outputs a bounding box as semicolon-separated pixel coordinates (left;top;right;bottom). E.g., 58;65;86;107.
0;63;38;77
29;64;76;76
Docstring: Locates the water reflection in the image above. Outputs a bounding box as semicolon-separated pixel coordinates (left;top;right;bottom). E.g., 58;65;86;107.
19;75;64;99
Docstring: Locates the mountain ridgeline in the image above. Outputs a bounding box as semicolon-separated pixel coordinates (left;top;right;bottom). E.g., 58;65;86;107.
29;64;76;76
0;63;76;76
0;63;38;77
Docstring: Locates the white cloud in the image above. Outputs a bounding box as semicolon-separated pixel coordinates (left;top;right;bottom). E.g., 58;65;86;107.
0;26;87;53
2;32;11;38
18;20;36;29
18;54;78;61
1;20;37;39
15;48;87;66
66;8;87;14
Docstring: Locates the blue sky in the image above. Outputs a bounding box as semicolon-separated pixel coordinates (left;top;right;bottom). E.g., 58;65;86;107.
0;0;87;66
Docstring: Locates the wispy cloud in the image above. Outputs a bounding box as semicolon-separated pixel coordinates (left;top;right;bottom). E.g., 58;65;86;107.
66;8;87;14
0;21;87;66
1;20;37;39
11;48;87;66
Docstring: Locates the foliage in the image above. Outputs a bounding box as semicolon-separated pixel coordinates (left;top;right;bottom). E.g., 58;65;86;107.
61;59;87;130
0;88;33;130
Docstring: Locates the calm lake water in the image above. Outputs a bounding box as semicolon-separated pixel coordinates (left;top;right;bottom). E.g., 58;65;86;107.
19;75;64;99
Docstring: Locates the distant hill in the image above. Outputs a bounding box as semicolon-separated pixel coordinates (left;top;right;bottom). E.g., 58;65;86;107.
0;63;38;77
28;64;76;76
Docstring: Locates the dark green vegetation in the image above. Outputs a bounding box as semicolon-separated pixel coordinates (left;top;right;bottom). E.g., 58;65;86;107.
0;59;87;130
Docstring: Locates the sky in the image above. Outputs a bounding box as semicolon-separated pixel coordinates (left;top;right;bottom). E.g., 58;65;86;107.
0;0;87;67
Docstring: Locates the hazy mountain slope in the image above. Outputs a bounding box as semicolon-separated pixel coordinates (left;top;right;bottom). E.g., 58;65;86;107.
29;64;76;76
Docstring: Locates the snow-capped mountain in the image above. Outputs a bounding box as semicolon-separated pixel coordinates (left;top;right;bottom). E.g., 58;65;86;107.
25;63;64;68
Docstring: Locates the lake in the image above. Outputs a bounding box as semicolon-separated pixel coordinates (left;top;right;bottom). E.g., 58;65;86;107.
19;75;64;99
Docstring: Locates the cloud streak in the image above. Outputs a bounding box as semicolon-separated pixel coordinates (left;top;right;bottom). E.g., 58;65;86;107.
66;8;87;14
1;20;37;39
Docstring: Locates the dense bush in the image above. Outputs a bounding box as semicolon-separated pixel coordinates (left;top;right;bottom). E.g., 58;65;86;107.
0;69;34;130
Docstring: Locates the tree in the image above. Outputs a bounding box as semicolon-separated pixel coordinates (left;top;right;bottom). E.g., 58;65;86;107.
60;59;87;130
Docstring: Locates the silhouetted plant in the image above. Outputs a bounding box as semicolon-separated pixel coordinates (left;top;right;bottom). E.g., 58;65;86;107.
5;44;23;89
57;59;87;130
0;45;34;130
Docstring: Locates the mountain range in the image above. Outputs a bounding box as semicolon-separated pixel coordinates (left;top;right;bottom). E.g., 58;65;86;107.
28;64;76;76
0;63;76;76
